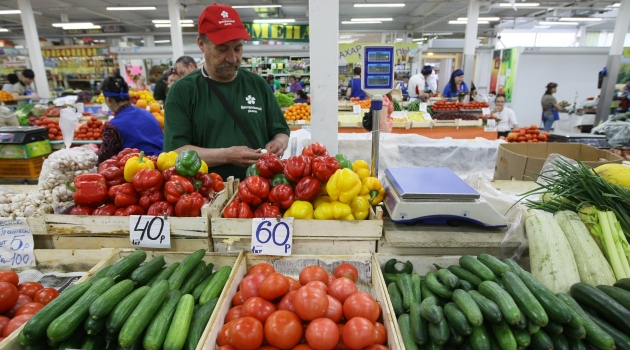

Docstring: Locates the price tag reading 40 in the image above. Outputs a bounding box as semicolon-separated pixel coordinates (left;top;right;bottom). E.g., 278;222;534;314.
251;218;294;256
129;215;171;249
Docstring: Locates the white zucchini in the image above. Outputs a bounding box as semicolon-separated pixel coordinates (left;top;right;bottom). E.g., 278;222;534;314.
525;212;580;293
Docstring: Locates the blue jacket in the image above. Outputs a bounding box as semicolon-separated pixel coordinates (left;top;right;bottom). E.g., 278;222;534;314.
442;82;469;98
108;106;164;156
348;77;366;100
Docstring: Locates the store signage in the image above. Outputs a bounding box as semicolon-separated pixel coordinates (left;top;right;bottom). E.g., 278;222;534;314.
41;47;109;58
419;103;427;112
339;43;416;65
251;217;293;256
243;23;309;42
482;108;491;116
0;48;29;56
129;215;171;249
0;218;36;268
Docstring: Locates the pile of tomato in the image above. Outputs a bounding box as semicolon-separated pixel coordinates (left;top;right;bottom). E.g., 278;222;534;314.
0;270;59;341
503;125;549;143
35;116;103;141
431;100;489;111
218;263;388;350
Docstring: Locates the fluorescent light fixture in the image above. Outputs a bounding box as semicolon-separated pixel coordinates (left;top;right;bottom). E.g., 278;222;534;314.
457;17;500;21
0;10;20;14
338;40;356;43
253;18;295;23
422;32;453;36
351;18;393;21
427;52;434;56
354;3;405;7
613;3;620;6
412;38;425;41
0;28;9;32
560;17;602;21
64;25;101;30
106;6;156;10
232;5;282;8
154;40;171;43
339;35;353;39
53;22;94;27
395;38;403;41
152;20;193;24
155;23;195;27
499;2;539;6
341;21;382;24
539;21;578;25
449;20;490;24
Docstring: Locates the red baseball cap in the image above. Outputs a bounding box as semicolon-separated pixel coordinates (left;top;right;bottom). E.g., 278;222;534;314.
198;3;251;45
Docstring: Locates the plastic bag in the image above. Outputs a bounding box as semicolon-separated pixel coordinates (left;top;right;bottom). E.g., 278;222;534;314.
592;120;630;147
38;147;98;203
59;107;81;149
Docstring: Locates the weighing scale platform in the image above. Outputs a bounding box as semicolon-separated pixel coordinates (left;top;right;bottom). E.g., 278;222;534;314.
548;132;611;149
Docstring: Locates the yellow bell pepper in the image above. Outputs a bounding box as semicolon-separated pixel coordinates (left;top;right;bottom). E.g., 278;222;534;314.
123;151;155;182
199;160;208;174
156;151;178;172
360;177;386;205
326;169;362;204
313;196;332;209
320;183;328;197
350;195;371;220
283;200;314;219
314;201;354;220
352;160;371;180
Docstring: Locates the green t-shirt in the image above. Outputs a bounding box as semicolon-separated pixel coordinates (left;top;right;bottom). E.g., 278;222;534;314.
164;68;290;180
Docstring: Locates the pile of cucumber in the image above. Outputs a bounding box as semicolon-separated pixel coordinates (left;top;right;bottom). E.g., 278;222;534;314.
387;254;625;350
17;249;232;350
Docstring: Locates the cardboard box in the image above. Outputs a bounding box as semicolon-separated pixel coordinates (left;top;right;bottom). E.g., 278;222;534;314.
494;143;624;181
0;140;52;159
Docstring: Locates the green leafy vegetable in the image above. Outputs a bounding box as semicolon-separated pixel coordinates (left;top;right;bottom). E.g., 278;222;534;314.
274;92;294;107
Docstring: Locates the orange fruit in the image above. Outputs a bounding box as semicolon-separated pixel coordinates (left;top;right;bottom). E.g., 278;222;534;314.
149;103;161;113
136;99;148;109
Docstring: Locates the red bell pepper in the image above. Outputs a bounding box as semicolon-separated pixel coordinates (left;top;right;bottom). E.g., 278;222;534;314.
146;155;159;169
162;167;178;181
254;202;281;218
283;155;312;183
175;192;204;217
133;169;164;193
68;174;108;207
238;175;270;206
101;167;125;188
93;204;117;216
256;153;285;179
139;191;166;211
97;159;119;173
147;201;175;217
223;196;254;218
302;142;329;159
295;176;321;202
268;184;295;209
193;173;226;198
114;205;145;216
108;183;139;207
311;156;340;182
164;175;195;204
116;148;141;167
69;205;93;215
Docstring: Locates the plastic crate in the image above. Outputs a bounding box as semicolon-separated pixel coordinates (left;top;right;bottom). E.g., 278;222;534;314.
0;156;44;179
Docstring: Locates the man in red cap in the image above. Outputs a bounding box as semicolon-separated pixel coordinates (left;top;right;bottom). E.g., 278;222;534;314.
164;3;290;181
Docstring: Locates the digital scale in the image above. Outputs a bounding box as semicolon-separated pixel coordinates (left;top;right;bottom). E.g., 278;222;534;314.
0;126;51;159
547;132;611;149
383;168;508;228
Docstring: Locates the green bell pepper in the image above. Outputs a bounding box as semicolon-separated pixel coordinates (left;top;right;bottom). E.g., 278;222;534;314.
384;259;413;275
246;164;261;178
175;150;202;177
270;173;294;188
335;154;352;170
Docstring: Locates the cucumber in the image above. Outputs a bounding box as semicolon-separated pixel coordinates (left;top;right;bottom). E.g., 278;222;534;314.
25;344;49;350
570;282;630;334
428;313;450;345
199;265;231;305
150;262;180;287
91;266;113;282
130;256;165;286
105;331;118;349
478;254;509;276
513;309;527;330
446;325;464;346
549;333;570;350
106;250;147;281
143;290;182;350
531;330;554;350
163;294;194;350
469;325;491;350
409;300;429;346
554;293;584;329
517;270;572;324
563;325;586;340
397;273;416;310
478;281;521;326
85;316;106;334
420;296;443;324
47;277;116;342
388;282;405;317
488;330;503;350
502;271;548;327
168;249;206;290
613;278;630;292
411;274;422;304
436;268;459;290
425;339;444;350
502;259;524;274
452;289;483;326
185;298;219;350
422;280;439;302
448;265;482;287
584;310;630;350
383;273;398;285
543;320;563;334
180;261;207;295
20;281;92;341
58;330;85;349
597;285;630;312
444;302;473;336
468;290;503;323
18;330;38;346
557;293;615;350
82;332;106;350
106;286;151;334
90;279;135;320
511;327;531;348
567;339;588;350
425;271;453;299
489;320;517;350
192;272;216;302
202;263;214;279
460;255;495;281
118;280;170;347
398;314;420;350
527;320;540;335
459;279;474;291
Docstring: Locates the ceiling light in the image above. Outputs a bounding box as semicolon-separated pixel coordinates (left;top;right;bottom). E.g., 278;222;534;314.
152;20;193;24
499;2;539;6
427;52;434;56
154;40;171;43
53;22;94;27
351;18;393;21
560;17;602;21
613;3;620;6
457;17;500;21
339;35;353;39
354;3;405;7
341;21;382;24
0;10;20;14
155;23;195;27
539;21;578;25
412;38;425;41
232;5;282;8
106;6;156;10
449;20;490;24
253;18;295;23
0;28;9;32
63;25;101;30
422;32;453;36
339;40;356;44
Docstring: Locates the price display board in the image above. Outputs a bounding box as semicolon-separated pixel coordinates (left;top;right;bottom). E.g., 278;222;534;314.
361;45;395;96
129;215;171;249
0;218;36;268
251;218;294;256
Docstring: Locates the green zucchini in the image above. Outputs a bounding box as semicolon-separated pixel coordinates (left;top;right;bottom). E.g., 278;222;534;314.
85;316;106;334
388;282;405;317
106;250;147;281
425;271;453;299
452;289;483;326
502;271;548;327
557;293;615;350
531;329;554;350
58;330;85;350
448;265;482;287
502;259;524;274
192;272;216;302
469;325;491;350
143;290;182;350
425;339;444;350
513;310;527;330
478;254;509;276
106;286;151;334
584;310;630;350
163;294;195;350
90;279;135;320
420;296;443;324
570;282;630;334
527;320;540;335
202;263;214;279
130;256;165;286
398;314;420;350
25;344;49;350
428;313;450;345
459;279;474;291
543;320;563;334
118;280;170;347
468;290;503;323
18;330;38;346
397;273;416;310
199;265;231;305
511;327;531;348
446;325;464;346
150;262;180;287
597;285;630;312
489;320;517;350
105;331;118;349
180;261;207;295
613;278;630;292
47;277;116;342
82;332;106;350
185;298;219;350
517;270;572;324
567;339;588;350
435;268;459;290
90;266;113;282
460;255;495;281
411;273;422;304
383;273;398;285
549;333;570;350
478;281;521;326
488;330;503;350
409;300;429;346
167;249;206;290
444;302;473;336
563;325;586;340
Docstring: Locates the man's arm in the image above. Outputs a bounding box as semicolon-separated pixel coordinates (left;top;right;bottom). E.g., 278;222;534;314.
173;145;262;168
265;133;289;157
11;94;35;101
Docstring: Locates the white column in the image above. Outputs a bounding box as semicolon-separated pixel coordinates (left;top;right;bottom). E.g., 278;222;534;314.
596;0;630;124
309;0;339;154
577;26;587;47
167;0;184;63
18;0;50;98
144;35;155;47
463;0;480;79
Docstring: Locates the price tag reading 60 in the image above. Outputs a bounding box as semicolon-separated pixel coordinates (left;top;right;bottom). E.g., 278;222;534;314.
251;218;294;256
129;215;171;249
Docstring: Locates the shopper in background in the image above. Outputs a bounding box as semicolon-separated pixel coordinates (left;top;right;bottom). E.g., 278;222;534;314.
346;67;366;100
442;69;469;98
96;75;163;164
12;69;38;102
408;65;434;101
293;90;309;104
396;75;409;99
267;76;276;92
541;82;562;132
267;74;281;91
622;78;630;112
153;70;169;102
288;75;301;93
166;70;180;96
164;3;290;180
175;56;197;78
493;94;518;138
133;75;152;93
1;74;18;93
380;92;394;132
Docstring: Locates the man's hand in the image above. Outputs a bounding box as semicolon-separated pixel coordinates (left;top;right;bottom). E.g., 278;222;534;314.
265;139;286;158
228;146;263;167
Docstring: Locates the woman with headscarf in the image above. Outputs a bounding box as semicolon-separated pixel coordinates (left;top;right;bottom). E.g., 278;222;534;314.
442;69;469;98
541;82;562;131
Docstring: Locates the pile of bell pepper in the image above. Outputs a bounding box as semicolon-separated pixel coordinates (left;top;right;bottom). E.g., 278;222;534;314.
224;142;385;220
68;148;225;217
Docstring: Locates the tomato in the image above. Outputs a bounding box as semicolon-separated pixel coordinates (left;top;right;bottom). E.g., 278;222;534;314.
242;297;277;324
240;273;266;301
363;345;389;350
287;278;301;291
33;288;59;305
294;286;329;321
306;318;339;350
277;290;297;313
0;282;20;314
2;314;33;337
293;345;315;350
328;278;358;304
0;316;9;336
217;321;234;346
259;273;290;301
326;274;336;286
232;291;245;306
225;305;244;323
258;346;280;350
248;263;275;277
299;266;328;286
17;282;43;299
264;310;303;349
335;324;349;350
217;346;237;350
15;302;44;316
323;295;343;323
305;281;328;293
228;317;264;350
373;322;387;345
342;317;376;350
0;271;18;287
343;293;379;323
334;263;359;283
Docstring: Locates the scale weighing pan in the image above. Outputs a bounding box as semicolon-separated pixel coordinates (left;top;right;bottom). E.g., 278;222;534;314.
383;168;508;228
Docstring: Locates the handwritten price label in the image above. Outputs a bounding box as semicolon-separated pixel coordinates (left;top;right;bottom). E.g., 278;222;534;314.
129;215;171;249
419;103;428;112
251;218;293;256
0;218;36;268
484;119;498;132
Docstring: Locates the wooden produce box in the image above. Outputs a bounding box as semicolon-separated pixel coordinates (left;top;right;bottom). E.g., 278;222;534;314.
457;119;483;127
200;253;402;350
391;111;410;129
432;119;458;127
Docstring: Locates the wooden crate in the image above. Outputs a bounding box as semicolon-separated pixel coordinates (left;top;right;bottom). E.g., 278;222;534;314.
199;253;402;350
457;119;483;127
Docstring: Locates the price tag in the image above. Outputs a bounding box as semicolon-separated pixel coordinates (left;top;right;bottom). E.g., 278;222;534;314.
129;215;171;249
352;105;362;113
251;217;294;256
484;119;497;132
76;102;84;113
0;218;36;268
419;103;428;112
482;107;491;116
297;120;306;125
302;126;311;132
102;103;109;113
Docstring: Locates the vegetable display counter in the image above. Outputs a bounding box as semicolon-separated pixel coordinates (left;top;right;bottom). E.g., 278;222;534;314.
289;123;497;140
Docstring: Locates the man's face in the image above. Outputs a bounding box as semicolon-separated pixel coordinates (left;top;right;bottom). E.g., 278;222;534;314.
176;62;196;78
198;37;243;81
22;76;33;85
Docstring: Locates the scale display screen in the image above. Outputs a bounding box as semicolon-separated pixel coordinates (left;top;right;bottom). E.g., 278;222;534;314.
367;51;391;62
367;64;390;74
362;45;395;94
367;76;390;86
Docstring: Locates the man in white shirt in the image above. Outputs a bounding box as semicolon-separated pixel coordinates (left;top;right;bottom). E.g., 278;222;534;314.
494;94;518;138
407;66;434;101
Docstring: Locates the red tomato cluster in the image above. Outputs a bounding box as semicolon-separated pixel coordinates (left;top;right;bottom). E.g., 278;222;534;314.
0;270;59;342
503;125;549;143
218;263;389;350
35;116;103;141
431;100;489;111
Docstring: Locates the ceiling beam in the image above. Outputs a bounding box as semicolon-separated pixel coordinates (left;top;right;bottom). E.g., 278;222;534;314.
413;7;468;31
